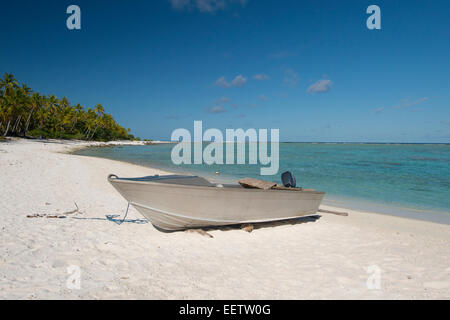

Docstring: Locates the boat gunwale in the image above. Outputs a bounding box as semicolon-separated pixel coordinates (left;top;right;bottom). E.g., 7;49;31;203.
108;175;325;195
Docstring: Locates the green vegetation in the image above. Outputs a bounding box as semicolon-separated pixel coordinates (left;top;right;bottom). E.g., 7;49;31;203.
0;73;136;141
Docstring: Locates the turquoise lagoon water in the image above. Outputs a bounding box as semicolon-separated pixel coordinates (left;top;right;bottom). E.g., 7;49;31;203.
75;143;450;224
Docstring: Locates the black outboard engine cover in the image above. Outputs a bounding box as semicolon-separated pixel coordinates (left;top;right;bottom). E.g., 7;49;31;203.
281;171;296;188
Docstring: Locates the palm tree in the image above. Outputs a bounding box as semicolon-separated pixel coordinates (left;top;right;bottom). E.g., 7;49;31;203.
46;95;59;134
70;103;83;131
0;73;19;97
0;73;20;135
1;95;14;136
24;93;43;136
83;108;95;139
87;104;105;140
58;97;71;136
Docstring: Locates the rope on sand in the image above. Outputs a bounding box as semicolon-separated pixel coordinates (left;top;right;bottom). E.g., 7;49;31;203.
116;202;131;225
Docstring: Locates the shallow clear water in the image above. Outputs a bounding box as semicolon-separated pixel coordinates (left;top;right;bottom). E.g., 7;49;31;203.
75;143;450;224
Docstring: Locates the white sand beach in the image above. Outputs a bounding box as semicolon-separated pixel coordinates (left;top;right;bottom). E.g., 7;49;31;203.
0;138;449;299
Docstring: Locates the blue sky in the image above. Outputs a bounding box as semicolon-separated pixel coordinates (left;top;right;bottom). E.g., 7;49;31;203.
1;0;449;142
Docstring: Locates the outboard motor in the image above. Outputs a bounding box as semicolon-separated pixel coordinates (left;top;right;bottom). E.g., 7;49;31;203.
281;171;296;188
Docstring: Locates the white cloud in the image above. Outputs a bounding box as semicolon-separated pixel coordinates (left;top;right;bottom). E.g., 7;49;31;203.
169;0;247;13
253;74;270;80
307;79;332;94
208;105;227;114
214;76;231;88
197;0;226;12
231;74;247;87
215;96;230;103
214;75;247;88
393;97;429;109
283;69;299;88
268;51;297;60
170;0;191;10
376;97;429;114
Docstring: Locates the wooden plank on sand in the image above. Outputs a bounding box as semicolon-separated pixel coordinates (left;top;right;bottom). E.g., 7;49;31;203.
318;209;349;216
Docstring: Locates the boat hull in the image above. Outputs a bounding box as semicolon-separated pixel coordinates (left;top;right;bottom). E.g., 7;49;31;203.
108;175;325;231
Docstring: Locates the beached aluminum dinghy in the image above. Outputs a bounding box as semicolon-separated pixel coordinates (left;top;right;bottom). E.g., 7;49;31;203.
108;174;325;231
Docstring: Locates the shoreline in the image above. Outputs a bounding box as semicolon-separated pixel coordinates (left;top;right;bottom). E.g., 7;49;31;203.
1;138;449;299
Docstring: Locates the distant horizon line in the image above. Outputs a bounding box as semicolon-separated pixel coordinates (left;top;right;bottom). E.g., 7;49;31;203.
280;141;450;145
152;140;449;145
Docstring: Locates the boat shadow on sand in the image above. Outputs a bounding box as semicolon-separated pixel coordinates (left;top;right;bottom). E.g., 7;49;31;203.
153;214;322;234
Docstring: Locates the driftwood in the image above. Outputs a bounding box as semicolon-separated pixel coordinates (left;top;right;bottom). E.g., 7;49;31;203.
238;178;277;190
318;209;348;216
26;203;82;219
62;202;81;215
26;214;46;218
185;229;214;238
26;214;66;219
241;223;254;233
